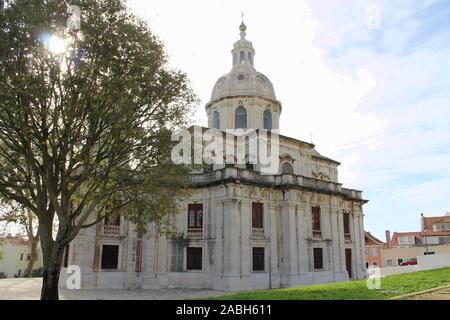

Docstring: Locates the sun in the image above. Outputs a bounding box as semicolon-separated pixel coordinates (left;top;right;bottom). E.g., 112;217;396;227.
47;35;67;55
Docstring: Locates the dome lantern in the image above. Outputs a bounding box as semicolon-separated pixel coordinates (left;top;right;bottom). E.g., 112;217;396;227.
206;21;282;131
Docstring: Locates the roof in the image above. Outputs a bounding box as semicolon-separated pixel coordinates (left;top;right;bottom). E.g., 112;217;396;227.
422;215;450;236
364;231;384;246
389;232;422;247
0;236;28;246
211;67;277;102
311;153;341;166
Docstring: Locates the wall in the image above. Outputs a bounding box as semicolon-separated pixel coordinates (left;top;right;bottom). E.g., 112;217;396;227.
379;248;450;277
382;243;450;267
417;253;450;269
365;245;383;268
0;241;43;278
63;182;367;290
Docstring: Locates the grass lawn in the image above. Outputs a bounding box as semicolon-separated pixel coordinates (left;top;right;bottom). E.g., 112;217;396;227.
209;267;450;300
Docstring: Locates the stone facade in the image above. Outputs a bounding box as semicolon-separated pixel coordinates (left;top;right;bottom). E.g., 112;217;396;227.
61;22;368;291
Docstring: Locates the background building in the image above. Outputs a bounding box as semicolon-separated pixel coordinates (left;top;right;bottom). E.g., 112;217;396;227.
0;236;43;278
364;231;384;268
421;213;450;246
382;213;450;267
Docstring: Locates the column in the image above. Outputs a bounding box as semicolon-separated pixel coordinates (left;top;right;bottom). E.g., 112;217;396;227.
222;199;241;276
296;203;308;274
268;203;279;288
352;207;363;279
280;202;298;278
214;201;224;277
241;201;251;277
357;205;366;278
330;205;344;278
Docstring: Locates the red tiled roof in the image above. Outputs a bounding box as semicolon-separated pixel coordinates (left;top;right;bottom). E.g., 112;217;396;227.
422;215;450;236
389;232;422;247
364;231;384;246
0;236;28;246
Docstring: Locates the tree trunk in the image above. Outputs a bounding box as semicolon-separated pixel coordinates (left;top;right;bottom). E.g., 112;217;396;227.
40;243;64;300
24;236;39;277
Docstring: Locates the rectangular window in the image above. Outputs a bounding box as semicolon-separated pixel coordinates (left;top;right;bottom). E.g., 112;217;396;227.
252;203;263;229
343;213;350;234
240;50;245;63
135;239;142;273
397;258;404;266
104;213;120;226
187;247;202;270
313;248;323;269
101;245;119;269
188;204;203;229
386;259;393;267
370;248;377;257
312;207;321;237
438;222;450;231
365;248;368;256
170;242;184;272
373;261;378;267
104;199;122;226
252;247;265;271
248;52;253;65
20;253;23;261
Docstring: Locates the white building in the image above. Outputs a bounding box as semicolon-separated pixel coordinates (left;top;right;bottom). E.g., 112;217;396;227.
62;23;368;291
0;236;43;278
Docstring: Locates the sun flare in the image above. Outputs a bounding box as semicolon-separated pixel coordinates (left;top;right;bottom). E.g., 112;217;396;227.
46;34;67;55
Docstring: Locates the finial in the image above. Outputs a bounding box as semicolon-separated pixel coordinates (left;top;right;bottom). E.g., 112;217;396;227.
239;12;247;39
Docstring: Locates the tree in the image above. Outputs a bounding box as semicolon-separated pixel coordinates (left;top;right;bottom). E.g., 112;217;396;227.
0;201;40;277
0;0;196;299
0;234;4;261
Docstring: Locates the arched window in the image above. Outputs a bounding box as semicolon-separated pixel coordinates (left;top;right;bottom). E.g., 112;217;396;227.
263;109;272;130
235;105;247;129
281;162;294;174
212;111;220;129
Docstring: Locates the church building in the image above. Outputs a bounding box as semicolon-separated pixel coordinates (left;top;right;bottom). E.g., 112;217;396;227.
61;22;368;291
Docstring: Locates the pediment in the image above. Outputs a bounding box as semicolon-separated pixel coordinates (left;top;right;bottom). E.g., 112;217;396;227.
279;153;295;163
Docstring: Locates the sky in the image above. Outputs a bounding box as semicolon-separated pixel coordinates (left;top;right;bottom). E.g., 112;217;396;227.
126;0;450;241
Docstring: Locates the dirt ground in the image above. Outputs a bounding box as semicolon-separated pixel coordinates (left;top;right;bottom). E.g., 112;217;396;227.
406;285;450;300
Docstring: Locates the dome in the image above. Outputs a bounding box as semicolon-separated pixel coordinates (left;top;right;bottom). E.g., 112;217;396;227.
211;64;277;102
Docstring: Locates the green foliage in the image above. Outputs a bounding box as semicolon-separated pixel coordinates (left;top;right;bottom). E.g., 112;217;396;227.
0;0;196;240
0;0;197;298
209;268;450;300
